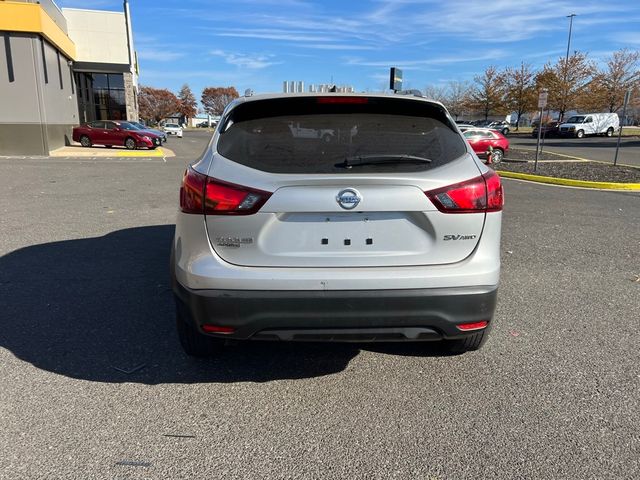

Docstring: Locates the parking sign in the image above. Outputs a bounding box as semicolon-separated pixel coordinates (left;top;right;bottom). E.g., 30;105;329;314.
538;91;548;109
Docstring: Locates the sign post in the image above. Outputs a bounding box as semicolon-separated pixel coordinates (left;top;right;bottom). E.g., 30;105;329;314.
534;90;548;172
614;89;632;166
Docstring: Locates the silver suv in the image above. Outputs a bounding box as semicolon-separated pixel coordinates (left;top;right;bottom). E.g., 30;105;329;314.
171;93;503;356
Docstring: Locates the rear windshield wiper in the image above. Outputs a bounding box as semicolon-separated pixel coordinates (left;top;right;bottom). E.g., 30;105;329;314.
336;154;432;169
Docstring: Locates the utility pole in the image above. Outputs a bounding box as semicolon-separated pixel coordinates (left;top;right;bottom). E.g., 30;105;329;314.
560;13;577;122
614;89;632;166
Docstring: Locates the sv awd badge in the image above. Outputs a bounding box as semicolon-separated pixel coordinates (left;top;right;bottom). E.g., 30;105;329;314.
443;234;477;241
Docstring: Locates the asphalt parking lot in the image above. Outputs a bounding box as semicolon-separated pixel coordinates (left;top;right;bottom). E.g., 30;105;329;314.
1;130;639;479
510;134;640;167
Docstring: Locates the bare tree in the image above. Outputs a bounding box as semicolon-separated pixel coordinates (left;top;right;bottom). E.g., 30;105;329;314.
423;85;448;103
536;52;595;121
201;87;240;116
504;62;537;130
582;49;640;113
138;86;180;123
177;84;198;120
467;66;506;120
444;80;472;120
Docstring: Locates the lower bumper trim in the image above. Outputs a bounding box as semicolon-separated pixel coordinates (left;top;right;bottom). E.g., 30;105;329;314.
173;279;498;342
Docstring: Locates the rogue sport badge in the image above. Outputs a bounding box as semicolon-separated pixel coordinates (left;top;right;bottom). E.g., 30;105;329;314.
336;188;362;210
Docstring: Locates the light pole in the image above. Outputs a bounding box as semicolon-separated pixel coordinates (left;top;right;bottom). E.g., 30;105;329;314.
560;13;577;122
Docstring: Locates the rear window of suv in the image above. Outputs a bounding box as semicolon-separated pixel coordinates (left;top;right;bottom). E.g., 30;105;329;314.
216;96;466;174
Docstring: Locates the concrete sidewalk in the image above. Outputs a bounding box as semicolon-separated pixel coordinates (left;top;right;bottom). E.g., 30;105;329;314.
50;145;175;158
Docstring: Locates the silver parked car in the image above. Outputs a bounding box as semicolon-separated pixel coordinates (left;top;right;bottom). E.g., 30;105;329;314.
171;93;503;356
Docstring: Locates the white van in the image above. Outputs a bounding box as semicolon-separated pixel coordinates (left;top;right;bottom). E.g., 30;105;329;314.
559;113;619;138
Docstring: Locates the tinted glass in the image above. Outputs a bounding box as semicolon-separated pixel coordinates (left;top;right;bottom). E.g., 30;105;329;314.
217;97;466;174
118;122;138;130
108;74;124;89
92;74;108;89
566;116;585;123
88;121;104;129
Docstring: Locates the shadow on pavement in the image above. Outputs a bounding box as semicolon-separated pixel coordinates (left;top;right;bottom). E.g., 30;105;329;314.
0;226;453;384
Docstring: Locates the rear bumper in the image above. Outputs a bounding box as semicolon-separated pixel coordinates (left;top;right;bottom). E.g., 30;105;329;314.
172;279;498;342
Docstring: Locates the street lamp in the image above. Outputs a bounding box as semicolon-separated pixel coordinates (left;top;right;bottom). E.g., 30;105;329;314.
560;13;577;122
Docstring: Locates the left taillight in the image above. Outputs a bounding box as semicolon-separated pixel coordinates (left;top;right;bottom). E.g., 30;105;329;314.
180;167;272;215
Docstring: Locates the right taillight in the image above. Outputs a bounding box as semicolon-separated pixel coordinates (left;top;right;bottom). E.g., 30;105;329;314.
179;167;272;215
425;170;503;213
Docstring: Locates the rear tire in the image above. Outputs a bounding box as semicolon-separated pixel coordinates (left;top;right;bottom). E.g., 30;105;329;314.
176;307;225;357
576;130;584;139
502;127;509;136
491;148;504;164
80;135;92;148
606;127;614;137
125;137;137;150
445;329;489;354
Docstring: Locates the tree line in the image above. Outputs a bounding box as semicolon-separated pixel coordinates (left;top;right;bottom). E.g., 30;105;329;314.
138;84;239;124
424;49;640;128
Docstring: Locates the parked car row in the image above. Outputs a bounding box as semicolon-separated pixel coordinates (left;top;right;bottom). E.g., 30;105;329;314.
72;121;163;150
456;120;510;136
72;120;184;149
532;113;619;139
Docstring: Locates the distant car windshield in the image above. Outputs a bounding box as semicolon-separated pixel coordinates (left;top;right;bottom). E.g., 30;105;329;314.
217;96;466;174
566;116;585;123
166;124;180;128
119;122;139;131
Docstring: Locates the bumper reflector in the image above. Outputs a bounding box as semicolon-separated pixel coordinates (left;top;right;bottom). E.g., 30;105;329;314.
202;325;235;334
456;321;488;331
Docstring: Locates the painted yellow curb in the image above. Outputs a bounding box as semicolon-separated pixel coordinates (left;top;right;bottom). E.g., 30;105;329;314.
116;147;172;157
497;170;640;191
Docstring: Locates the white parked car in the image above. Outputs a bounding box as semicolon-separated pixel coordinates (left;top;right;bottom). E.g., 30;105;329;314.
163;123;183;138
559;113;619;138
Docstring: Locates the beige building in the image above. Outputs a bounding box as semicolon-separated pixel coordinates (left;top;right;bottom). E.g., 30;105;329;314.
0;0;138;155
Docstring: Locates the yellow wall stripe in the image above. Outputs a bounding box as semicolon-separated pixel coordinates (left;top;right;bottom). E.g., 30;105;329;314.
0;1;76;60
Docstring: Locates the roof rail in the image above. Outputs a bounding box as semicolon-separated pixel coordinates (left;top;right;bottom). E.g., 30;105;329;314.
394;89;423;97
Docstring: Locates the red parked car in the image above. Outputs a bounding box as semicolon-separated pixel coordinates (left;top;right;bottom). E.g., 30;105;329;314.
72;120;162;150
462;128;509;163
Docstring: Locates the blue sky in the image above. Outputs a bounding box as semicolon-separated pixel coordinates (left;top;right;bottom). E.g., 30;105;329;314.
58;0;640;102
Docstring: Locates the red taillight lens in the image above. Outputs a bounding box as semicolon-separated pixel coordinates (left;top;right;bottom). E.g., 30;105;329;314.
316;96;369;104
179;167;272;215
425;170;503;213
204;178;272;215
456;321;488;331
180;168;206;214
202;324;235;334
483;170;504;211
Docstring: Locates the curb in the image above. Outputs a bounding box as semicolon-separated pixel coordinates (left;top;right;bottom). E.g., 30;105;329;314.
496;170;640;191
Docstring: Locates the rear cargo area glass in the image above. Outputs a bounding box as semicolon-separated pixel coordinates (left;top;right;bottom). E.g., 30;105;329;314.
216;97;466;174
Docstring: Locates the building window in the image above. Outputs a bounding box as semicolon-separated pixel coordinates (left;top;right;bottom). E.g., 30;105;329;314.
3;33;14;83
74;72;127;123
